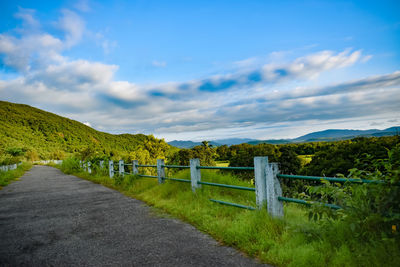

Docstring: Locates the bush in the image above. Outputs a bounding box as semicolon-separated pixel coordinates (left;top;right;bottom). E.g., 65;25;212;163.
305;146;400;243
60;157;82;174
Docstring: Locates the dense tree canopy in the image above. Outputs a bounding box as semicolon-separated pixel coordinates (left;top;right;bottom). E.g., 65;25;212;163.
0;101;175;164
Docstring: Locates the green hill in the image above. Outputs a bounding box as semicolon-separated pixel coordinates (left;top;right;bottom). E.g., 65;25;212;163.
0;101;174;162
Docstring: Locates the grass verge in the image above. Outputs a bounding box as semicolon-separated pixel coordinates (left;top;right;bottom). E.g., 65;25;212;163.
0;162;32;189
56;161;400;267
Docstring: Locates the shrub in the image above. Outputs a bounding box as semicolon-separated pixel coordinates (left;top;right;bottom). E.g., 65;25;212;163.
305;146;400;242
60;157;82;174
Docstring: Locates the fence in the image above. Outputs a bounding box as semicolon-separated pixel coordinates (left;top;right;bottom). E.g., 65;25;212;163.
81;157;396;218
33;160;63;165
0;162;21;172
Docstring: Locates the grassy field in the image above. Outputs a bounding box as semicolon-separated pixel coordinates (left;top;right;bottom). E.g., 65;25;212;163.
58;160;399;267
0;162;32;190
215;160;230;167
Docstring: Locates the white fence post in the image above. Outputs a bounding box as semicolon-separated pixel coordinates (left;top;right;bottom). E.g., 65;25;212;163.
99;160;104;169
87;162;92;174
132;160;138;175
157;159;165;184
266;163;283;217
254;156;268;209
190;158;201;192
109;160;114;178
119;160;124;176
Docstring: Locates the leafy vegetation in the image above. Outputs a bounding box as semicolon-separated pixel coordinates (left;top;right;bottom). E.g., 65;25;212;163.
0;101;176;164
304;147;400;242
168;141;217;166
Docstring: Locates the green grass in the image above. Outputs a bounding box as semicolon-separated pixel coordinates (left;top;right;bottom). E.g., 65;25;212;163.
57;162;400;267
0;162;32;189
215;160;230;167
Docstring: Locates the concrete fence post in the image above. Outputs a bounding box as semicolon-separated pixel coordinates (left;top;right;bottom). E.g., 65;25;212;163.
99;160;104;169
190;158;201;192
254;156;268;208
79;160;82;168
109;160;114;178
266;163;284;217
87;162;92;174
157;159;165;184
119;160;124;176
132;160;139;175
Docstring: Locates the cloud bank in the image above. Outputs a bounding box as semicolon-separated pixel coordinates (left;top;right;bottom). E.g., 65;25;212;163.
0;7;399;140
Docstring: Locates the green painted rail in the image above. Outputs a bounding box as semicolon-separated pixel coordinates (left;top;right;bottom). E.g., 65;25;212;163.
197;181;255;191
197;166;254;170
162;165;190;169
122;171;132;175
124;163;132;166
137;174;158;178
137;164;157;168
210;199;256;210
277;174;388;184
278;196;342;210
163;177;191;183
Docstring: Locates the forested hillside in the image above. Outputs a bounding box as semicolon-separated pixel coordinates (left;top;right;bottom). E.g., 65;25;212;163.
0;101;175;164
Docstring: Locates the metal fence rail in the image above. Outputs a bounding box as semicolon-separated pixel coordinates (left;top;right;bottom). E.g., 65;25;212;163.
162;165;190;169
138;164;157;168
197;166;254;170
197;181;255;191
138;174;158;178
277;174;389;185
163;177;191;183
80;157;394;218
210;199;256;210
278;196;342;210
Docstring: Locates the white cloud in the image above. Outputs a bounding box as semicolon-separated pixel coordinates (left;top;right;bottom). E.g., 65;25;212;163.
74;0;91;12
0;33;64;72
14;7;40;29
152;60;167;67
261;49;362;81
56;9;85;47
0;7;399;141
38;60;118;87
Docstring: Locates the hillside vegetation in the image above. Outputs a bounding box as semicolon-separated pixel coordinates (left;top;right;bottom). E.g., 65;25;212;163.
0;101;174;164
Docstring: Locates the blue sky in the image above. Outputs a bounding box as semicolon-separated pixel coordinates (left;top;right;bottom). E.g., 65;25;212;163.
0;0;399;141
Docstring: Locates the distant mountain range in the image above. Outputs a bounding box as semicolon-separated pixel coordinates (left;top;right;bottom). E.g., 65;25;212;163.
168;127;400;148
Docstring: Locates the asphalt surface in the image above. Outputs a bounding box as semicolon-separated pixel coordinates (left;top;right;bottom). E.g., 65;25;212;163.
0;166;269;266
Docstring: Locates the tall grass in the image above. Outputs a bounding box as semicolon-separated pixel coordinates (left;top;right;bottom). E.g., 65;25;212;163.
57;159;400;266
0;162;32;189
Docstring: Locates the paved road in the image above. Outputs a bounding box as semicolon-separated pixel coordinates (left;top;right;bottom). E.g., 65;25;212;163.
0;166;268;266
